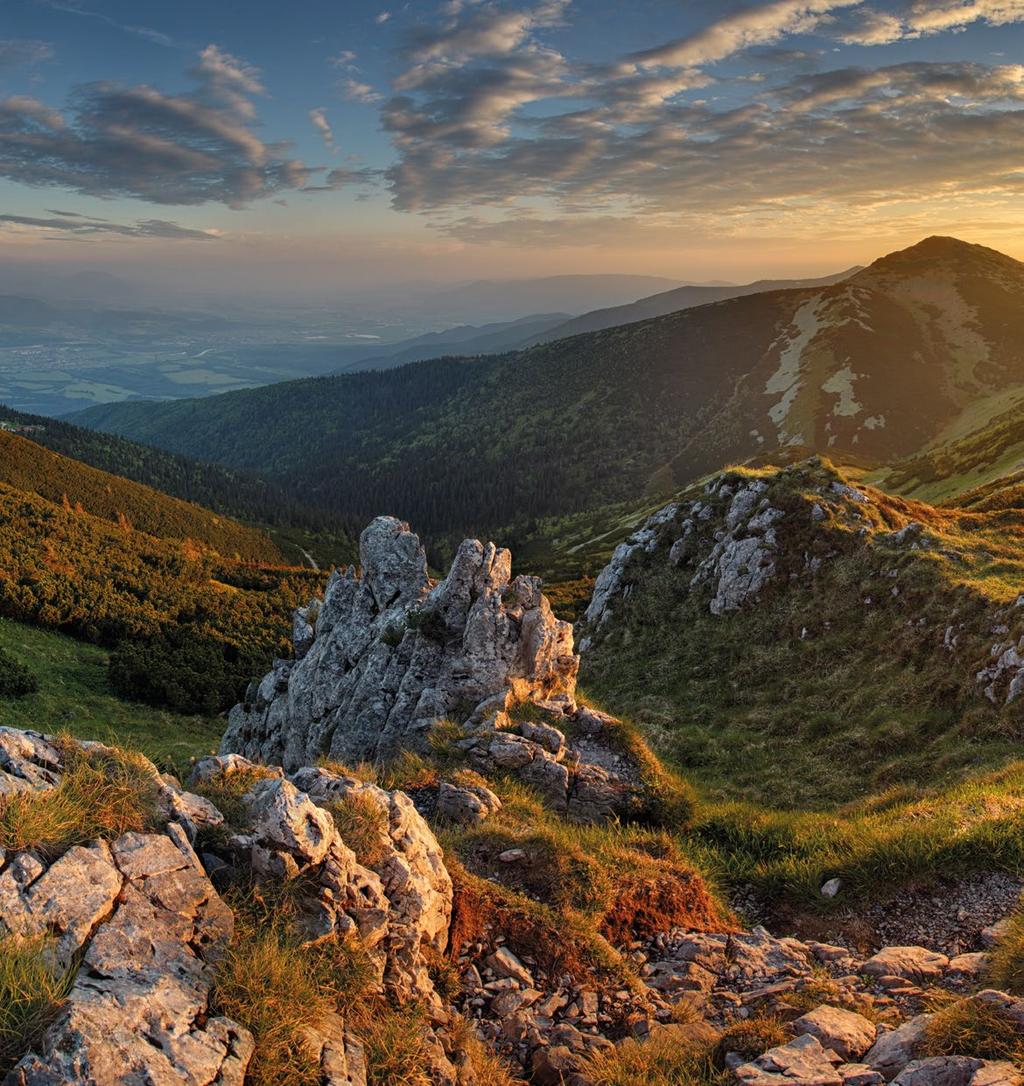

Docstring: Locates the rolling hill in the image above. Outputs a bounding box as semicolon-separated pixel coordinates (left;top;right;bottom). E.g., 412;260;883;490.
73;236;1024;549
0;404;358;565
0;429;282;562
579;457;1024;806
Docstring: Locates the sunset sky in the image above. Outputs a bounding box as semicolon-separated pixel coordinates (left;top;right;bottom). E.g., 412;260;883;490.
3;0;1024;290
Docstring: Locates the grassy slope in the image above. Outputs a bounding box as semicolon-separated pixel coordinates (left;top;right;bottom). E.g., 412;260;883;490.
581;460;1024;809
0;618;221;773
0;431;282;562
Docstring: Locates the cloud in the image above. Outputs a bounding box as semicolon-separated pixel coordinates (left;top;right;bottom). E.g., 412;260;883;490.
0;212;220;240
372;0;1024;245
624;0;861;71
342;78;384;104
301;165;382;192
836;0;1024;45
376;11;392;24
0;40;53;70
834;9;907;44
309;106;334;148
0;45;312;207
37;1;174;47
907;0;1024;33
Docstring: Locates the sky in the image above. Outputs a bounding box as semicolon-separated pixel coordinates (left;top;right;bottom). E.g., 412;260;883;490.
3;0;1024;293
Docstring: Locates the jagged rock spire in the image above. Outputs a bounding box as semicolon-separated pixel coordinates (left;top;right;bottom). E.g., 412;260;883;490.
222;516;578;770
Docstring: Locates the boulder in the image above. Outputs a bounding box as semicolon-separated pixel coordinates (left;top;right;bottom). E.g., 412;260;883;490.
436;780;502;826
6;827;252;1085
892;1058;1023;1086
735;1034;844;1086
865;1016;932;1081
792;1006;877;1062
862;948;949;985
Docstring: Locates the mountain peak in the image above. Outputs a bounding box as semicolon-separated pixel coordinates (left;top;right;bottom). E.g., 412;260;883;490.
858;234;1021;279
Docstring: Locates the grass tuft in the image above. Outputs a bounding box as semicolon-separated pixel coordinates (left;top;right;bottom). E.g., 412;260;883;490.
0;738;160;860
326;791;390;868
987;907;1024;995
0;935;73;1075
923;993;1024;1065
713;1017;790;1068
583;1026;728;1086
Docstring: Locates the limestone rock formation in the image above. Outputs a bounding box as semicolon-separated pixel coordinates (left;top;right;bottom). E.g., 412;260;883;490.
223;516;578;770
0;729;252;1086
221;517;658;825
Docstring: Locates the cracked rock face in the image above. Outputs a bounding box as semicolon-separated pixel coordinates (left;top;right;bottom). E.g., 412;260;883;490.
222;516;578;771
0;731;251;1086
197;755;454;1008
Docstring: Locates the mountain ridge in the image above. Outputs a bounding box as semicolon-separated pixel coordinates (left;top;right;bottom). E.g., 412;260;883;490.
69;236;1024;550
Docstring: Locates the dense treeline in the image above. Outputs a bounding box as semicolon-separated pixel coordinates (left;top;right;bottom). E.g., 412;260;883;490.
0;431;282;563
72;297;787;541
0;405;358;543
0;481;323;713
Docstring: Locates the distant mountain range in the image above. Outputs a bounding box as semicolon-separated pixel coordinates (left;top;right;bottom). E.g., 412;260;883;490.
71;236;1024;548
332;269;861;373
523;266;863;343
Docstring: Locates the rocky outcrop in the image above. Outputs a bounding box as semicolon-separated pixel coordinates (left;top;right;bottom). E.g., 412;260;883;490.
0;729;252;1086
194;754;453;1007
0;729;459;1085
582;466;862;637
221;517;658;826
223;516;578;770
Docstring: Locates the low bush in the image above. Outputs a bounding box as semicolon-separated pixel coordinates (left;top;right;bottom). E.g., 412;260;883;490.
0;648;38;700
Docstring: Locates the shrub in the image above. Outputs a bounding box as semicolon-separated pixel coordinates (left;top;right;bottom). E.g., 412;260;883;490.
0;935;73;1074
0;649;37;700
0;740;159;860
109;630;269;715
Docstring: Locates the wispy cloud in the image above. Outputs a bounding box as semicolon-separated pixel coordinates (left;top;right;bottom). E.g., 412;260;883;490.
37;1;174;47
0;212;221;240
837;0;1024;45
309;106;335;149
624;0;860;71
342;77;384;104
0;40;53;69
